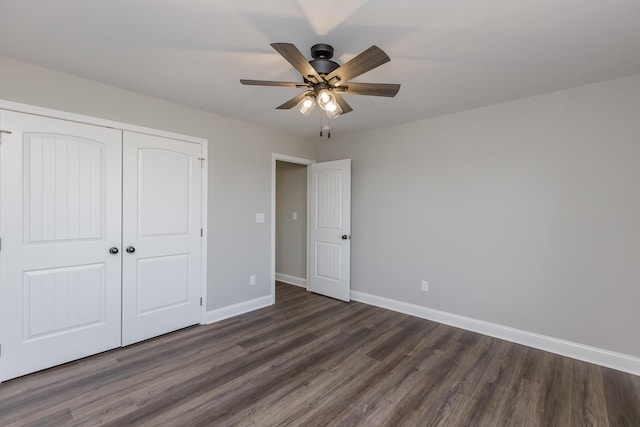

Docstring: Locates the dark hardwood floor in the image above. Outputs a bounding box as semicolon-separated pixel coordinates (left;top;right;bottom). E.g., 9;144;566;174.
1;282;639;426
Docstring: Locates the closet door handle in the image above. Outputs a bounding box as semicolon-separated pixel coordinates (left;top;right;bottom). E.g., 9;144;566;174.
126;246;136;254
109;247;119;255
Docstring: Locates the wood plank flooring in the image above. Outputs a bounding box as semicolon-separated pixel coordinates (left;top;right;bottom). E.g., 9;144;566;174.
1;282;639;426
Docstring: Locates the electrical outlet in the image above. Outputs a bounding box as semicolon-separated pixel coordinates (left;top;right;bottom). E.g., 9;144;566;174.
421;280;429;292
250;275;256;285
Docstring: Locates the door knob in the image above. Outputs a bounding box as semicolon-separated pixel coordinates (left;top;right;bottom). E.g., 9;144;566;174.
126;246;136;254
109;247;119;255
341;234;350;240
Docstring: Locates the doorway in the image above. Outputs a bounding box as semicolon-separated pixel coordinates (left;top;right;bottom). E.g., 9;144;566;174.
271;154;352;303
270;154;314;302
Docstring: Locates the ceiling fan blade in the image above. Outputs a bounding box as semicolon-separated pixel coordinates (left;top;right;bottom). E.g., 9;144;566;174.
334;94;353;114
240;79;309;88
271;43;322;84
276;91;313;110
339;82;400;97
326;45;390;85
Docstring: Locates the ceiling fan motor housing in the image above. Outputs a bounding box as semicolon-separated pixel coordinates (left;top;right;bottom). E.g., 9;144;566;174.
309;43;340;76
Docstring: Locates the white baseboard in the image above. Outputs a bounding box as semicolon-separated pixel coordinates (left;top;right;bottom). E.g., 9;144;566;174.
204;295;272;324
351;290;640;376
275;272;307;288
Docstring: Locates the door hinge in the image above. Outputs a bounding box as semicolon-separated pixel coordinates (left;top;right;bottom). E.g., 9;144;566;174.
200;297;203;306
198;157;205;168
0;237;2;251
0;130;11;144
200;228;203;237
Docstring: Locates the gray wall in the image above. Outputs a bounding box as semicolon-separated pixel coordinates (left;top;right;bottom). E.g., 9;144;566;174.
317;74;640;358
0;55;316;310
275;161;307;280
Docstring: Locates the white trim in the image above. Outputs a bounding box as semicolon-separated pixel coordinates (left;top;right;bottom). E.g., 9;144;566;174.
270;154;315;305
204;295;272;324
199;140;209;324
275;273;307;288
0;99;207;145
351;290;640;376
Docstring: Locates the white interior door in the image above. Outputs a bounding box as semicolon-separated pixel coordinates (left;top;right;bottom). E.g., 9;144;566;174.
0;110;122;382
307;159;351;302
121;131;202;346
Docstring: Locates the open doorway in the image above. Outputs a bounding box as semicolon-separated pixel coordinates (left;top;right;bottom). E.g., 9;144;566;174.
271;154;352;303
270;154;315;303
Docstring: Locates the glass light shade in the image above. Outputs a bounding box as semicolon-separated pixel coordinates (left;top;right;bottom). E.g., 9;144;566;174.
326;102;343;119
296;95;315;116
325;100;338;112
316;89;336;111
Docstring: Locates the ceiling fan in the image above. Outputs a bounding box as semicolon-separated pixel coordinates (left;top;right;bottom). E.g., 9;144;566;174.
240;43;400;120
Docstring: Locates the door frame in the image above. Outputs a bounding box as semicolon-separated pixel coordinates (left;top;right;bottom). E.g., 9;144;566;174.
0;99;209;324
270;153;315;303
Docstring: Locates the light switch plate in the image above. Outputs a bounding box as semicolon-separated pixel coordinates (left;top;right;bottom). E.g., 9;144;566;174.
293;212;298;220
256;213;264;223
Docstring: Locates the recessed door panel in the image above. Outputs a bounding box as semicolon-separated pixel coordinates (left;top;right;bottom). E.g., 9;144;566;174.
24;135;105;243
24;263;106;340
138;149;191;239
137;254;190;314
315;169;343;230
315;242;342;281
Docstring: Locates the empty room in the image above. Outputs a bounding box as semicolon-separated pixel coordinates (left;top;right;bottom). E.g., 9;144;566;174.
1;1;639;425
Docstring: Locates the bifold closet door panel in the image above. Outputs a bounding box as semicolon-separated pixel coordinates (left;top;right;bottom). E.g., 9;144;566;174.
0;110;123;382
121;131;202;346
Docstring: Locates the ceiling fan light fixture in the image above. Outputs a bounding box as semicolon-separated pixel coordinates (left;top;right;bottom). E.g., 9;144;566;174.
241;42;400;127
296;94;316;116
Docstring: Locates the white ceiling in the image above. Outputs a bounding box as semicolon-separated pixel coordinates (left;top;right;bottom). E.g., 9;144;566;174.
1;0;639;139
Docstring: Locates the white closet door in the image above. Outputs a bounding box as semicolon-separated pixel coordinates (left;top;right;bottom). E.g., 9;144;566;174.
0;110;122;382
121;131;202;346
